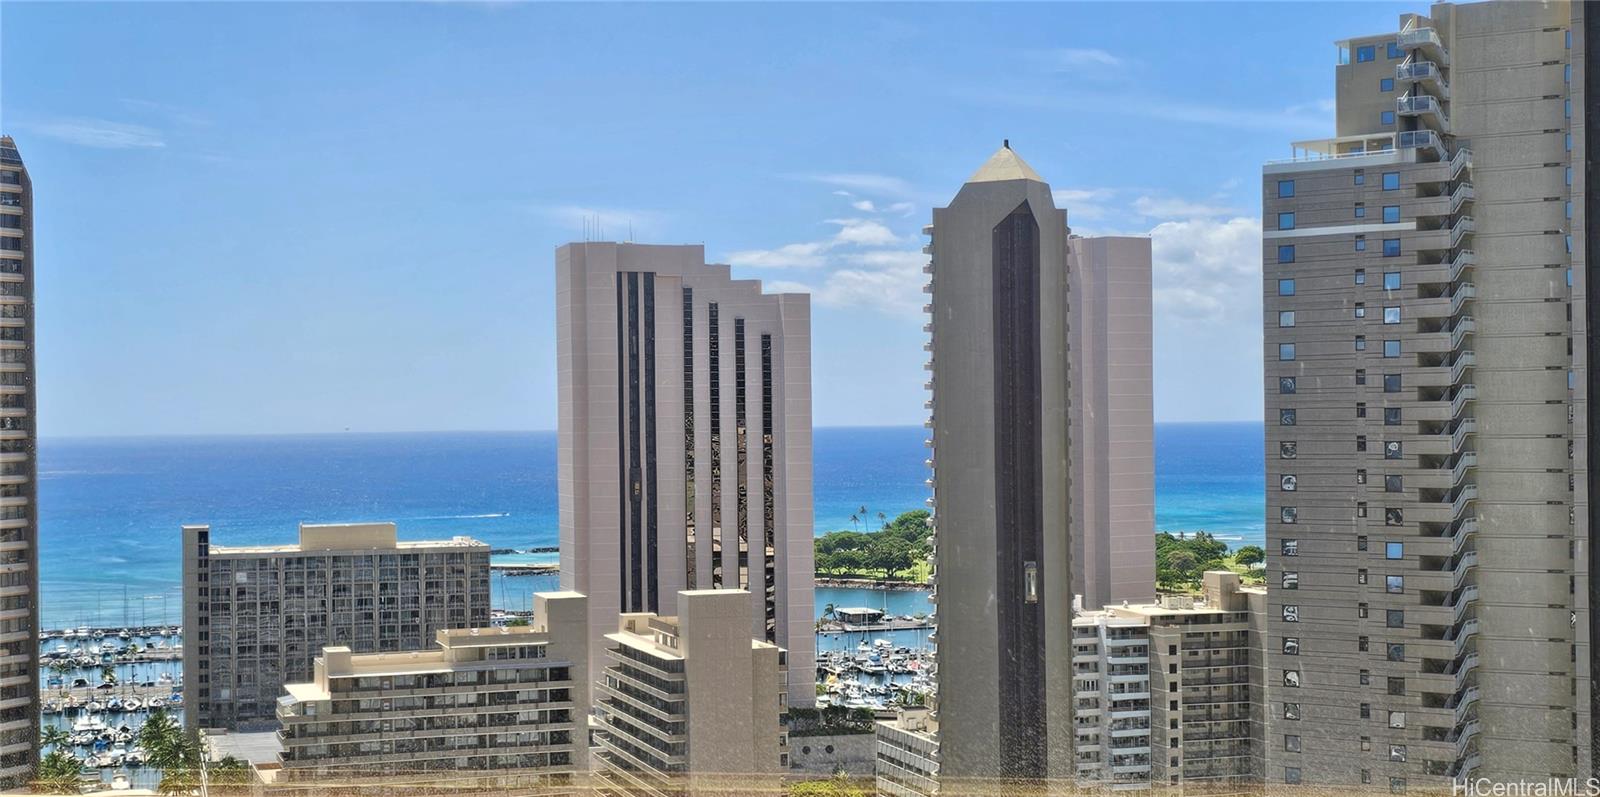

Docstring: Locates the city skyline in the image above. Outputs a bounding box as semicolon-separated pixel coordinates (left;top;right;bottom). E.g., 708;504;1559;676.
4;1;1419;437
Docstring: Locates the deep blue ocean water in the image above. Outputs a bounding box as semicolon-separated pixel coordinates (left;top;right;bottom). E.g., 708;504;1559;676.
36;422;1262;629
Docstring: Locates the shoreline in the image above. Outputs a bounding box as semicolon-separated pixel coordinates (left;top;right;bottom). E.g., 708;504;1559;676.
814;576;930;591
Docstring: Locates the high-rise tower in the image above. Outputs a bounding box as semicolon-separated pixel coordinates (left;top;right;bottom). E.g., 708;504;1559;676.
926;144;1074;786
1262;2;1591;788
555;242;815;709
0;136;38;787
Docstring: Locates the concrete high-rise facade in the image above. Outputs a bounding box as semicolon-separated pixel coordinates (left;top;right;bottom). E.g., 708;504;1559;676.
182;522;491;729
0;137;37;787
1069;235;1158;610
591;588;789;797
555;242;815;709
276;592;589;794
926;144;1074;785
1262;2;1591;788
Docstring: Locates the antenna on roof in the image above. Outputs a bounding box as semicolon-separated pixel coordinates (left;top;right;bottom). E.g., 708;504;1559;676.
1003;139;1010;149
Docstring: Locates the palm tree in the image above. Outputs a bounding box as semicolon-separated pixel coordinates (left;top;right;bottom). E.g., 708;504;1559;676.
32;749;81;794
138;710;196;772
46;661;71;698
849;514;859;532
822;603;837;622
39;725;69;751
877;511;886;530
98;664;115;687
858;505;869;530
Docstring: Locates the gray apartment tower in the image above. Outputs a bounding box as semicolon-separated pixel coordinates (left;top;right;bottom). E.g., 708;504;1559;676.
926;144;1074;786
554;242;815;709
1263;2;1593;789
1069;236;1158;610
0;137;37;787
181;522;491;730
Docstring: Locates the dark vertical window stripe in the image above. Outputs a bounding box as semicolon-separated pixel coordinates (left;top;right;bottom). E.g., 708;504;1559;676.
683;287;696;590
615;274;628;609
736;318;749;590
1583;8;1600;774
992;201;1046;779
643;272;658;613
709;302;723;587
762;332;776;642
626;272;643;613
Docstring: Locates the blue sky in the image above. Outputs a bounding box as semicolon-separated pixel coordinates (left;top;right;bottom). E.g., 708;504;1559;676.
4;1;1413;437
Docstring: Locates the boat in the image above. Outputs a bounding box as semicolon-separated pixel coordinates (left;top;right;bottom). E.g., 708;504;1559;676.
118;629;131;640
110;773;131;790
122;697;142;711
123;748;146;767
156;672;174;686
91;629;105;640
145;697;165;710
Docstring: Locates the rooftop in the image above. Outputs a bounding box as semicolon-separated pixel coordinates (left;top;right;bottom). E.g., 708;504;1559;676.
194;521;488;555
966;141;1044;184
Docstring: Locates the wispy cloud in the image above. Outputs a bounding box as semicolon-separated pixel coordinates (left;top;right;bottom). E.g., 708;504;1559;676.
827;218;901;247
1132;195;1241;219
1031;47;1126;70
764;250;926;317
956;86;1333;135
788;172;924;202
728;242;829;269
118;98;211;127
25;117;165;149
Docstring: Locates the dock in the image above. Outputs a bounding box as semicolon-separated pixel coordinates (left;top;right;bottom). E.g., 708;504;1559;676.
490;562;559;576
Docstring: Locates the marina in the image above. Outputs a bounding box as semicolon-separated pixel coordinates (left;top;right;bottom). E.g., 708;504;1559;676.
815;638;936;712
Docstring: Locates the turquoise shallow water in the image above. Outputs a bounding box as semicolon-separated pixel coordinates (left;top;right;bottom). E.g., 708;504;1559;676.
36;422;1263;629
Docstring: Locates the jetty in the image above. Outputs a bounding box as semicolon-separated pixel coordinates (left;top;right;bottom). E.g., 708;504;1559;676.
490;562;559;576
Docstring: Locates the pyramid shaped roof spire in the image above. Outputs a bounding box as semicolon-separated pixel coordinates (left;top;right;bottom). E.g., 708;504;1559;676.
966;140;1044;184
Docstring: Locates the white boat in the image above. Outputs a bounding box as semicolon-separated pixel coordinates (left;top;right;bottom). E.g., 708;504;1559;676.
70;716;106;734
122;697;142;711
145;697;165;709
123;748;146;767
110;773;131;790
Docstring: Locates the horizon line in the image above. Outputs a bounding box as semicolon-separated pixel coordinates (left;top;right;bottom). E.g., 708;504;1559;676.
37;419;1265;442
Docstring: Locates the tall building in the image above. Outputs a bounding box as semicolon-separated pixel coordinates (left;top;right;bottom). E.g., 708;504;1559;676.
1263;2;1591;788
591;588;789;796
0;136;37;787
925;143;1074;784
275;592;589;795
1071;571;1266;796
555;241;815;708
1069;235;1158;610
181;521;491;729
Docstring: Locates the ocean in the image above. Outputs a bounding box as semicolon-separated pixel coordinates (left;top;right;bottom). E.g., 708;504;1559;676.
36;422;1262;629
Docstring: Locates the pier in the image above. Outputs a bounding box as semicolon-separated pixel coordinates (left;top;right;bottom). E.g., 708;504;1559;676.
490;562;559;576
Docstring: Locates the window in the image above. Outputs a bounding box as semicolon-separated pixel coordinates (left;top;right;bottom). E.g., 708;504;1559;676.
1357;501;1368;518
1355;335;1366;351
1355;303;1366;319
1392;778;1408;795
1278;244;1296;263
1388;677;1405;697
1278;278;1296;296
1278;212;1296;230
1280;343;1296;361
1387;643;1405;662
1359;670;1370;686
1357;568;1368;585
1383;340;1401;358
1281;507;1298;524
1280;377;1297;394
1383;272;1400;290
1356;402;1367;418
1387;41;1403;59
1567;167;1574;186
1380;110;1395;125
1354;170;1365;185
1284;702;1301;719
1356;45;1376;62
1384;440;1402;459
1380;77;1395;92
1280;409;1297;426
1283;669;1301;686
1388;711;1406;729
1383;407;1401;426
1284;735;1302;753
1386;610;1404;629
1383;373;1401;392
1282;571;1299;589
1382;306;1400;324
1356;435;1368;452
1566;64;1572;84
1280;441;1297;459
1357;536;1368;552
1278;179;1295;198
1385;575;1404;594
1385;474;1402;492
1382;205;1400;223
1568;29;1573;48
1356;469;1367;485
1355;203;1366;219
1286;768;1303;786
1282;605;1299;622
1382;172;1400;191
1382;239;1401;257
1385;507;1403;526
1356;369;1367;385
1358;602;1369;619
1279;310;1296;327
1359;701;1370;718
1281;538;1299;555
1356;238;1367;254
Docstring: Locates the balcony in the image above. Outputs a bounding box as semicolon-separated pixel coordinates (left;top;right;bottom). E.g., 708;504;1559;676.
1449;384;1476;420
1397;57;1449;97
1449;317;1475;351
1449;617;1480;658
1448;183;1476;215
1453;718;1481;759
1449;349;1475;384
1448;585;1479;626
1451;417;1476;453
1449;215;1476;248
1451;685;1480;727
1451;652;1479;692
1447;518;1478;558
1449;451;1477;487
1398;92;1449;131
1449;147;1473;179
1449;486;1479;526
1397;23;1449;65
1451;753;1482;780
1449;283;1476;317
1452;547;1472;592
1398;129;1443;157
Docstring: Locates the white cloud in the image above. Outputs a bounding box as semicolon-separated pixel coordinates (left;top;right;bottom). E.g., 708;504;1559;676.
26;117;165;149
771;250;926;316
1132;195;1241;219
851;199;877;212
1148;216;1261;322
1037;47;1125;69
727;242;830;269
885;202;916;216
827;218;901;247
788;172;922;201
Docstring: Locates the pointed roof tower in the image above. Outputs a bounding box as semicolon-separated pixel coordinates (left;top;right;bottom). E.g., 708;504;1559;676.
966;139;1044;184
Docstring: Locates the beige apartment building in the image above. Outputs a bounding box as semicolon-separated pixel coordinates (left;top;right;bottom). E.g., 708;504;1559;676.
591;588;789;797
1070;235;1158;610
925;143;1074;784
0;137;37;788
274;591;588;794
1071;572;1266;797
875;707;940;797
181;521;491;729
555;242;815;709
1262;2;1591;789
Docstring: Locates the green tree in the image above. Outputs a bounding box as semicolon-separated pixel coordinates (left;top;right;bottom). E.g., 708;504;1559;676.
821;603;837;622
39;725;68;751
98;665;115;686
138;710;196;772
866;536;914;578
1235;545;1266;568
31;749;81;794
506;617;530;627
